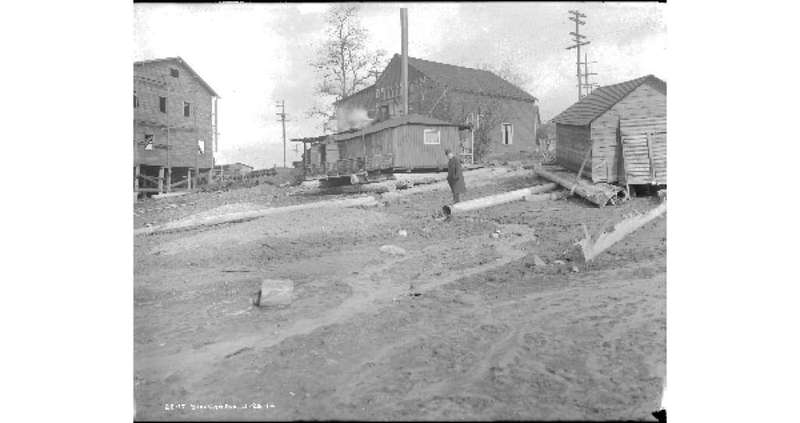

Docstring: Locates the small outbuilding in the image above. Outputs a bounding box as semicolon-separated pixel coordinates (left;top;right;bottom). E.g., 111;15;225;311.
293;114;468;181
552;74;666;185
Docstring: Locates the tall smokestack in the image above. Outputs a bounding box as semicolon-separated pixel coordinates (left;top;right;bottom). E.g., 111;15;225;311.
400;8;409;116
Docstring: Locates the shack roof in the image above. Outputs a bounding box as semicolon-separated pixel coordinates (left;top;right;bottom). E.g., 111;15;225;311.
332;114;468;142
552;75;666;126
134;56;220;97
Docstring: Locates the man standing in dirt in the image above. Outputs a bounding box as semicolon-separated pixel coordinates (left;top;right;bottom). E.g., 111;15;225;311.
445;149;466;203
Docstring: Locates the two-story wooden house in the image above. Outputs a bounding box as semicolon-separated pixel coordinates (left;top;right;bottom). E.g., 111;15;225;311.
134;56;219;194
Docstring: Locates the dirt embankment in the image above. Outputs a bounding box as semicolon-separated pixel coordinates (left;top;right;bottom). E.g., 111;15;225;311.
134;168;666;421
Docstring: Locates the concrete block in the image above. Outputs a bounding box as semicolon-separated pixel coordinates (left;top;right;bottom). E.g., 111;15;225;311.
256;279;293;307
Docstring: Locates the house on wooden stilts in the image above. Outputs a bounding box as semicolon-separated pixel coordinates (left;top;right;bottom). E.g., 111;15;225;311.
552;74;666;187
134;57;220;197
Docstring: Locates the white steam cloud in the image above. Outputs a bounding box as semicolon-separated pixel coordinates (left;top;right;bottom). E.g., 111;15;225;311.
336;108;373;132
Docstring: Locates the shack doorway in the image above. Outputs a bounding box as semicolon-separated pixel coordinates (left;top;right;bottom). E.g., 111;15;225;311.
620;116;667;186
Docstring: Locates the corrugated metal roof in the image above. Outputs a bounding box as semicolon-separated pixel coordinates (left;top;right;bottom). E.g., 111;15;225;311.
134;56;220;97
332;114;465;141
552;75;666;126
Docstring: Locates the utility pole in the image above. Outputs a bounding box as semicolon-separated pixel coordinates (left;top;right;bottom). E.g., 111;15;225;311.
276;100;287;168
566;9;589;100
582;53;598;96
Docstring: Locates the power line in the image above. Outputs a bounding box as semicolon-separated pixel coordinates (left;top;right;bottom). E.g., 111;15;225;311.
581;53;598;97
276;100;288;168
566;9;590;100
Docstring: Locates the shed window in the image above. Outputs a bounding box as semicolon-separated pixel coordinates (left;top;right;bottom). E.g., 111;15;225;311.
423;128;441;145
501;123;513;145
159;96;167;113
197;139;205;155
184;102;191;117
170;68;179;78
144;134;154;151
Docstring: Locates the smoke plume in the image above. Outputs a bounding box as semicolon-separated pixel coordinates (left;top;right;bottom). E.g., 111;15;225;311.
336;108;373;132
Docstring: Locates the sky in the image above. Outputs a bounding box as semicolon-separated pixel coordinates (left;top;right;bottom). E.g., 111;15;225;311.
133;2;666;169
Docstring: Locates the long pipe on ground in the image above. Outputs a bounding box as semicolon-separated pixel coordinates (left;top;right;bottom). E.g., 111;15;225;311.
134;196;379;236
535;167;623;207
442;183;558;216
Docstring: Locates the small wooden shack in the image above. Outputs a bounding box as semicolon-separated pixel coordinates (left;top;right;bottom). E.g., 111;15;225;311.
293;114;468;180
552;75;666;185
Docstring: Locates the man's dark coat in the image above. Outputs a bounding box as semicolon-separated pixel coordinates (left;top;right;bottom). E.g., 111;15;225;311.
447;156;466;194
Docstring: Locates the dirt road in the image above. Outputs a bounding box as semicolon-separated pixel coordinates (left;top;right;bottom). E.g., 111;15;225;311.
134;171;666;421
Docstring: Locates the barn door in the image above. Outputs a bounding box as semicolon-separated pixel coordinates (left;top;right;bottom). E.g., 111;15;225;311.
620;116;667;185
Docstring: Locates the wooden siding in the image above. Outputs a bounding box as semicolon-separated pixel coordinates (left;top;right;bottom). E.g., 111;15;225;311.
134;60;214;169
620;116;667;184
589;82;666;183
555;123;592;179
439;90;539;160
392;124;459;169
332;124;459;170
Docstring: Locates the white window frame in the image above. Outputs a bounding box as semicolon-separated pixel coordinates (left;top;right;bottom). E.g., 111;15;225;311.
423;128;441;145
501;122;513;145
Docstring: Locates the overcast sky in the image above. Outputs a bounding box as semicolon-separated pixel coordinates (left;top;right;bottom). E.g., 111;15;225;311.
133;2;666;169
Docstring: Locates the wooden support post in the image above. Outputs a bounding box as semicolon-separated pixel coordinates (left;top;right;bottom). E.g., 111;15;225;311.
157;167;164;194
187;168;192;190
166;167;172;193
134;165;140;192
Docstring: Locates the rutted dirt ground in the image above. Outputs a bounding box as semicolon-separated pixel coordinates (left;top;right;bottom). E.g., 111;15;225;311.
134;169;666;421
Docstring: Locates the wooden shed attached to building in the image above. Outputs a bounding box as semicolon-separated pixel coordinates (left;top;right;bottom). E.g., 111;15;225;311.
552;75;666;185
292;114;468;181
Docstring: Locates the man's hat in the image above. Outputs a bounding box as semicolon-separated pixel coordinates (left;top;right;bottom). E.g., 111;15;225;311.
444;149;451;154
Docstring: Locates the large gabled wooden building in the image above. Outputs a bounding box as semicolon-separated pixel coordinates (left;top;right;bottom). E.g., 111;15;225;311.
552;74;666;185
134;57;219;195
335;55;540;161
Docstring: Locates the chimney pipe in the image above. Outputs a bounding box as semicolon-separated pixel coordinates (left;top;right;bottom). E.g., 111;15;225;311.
400;8;409;116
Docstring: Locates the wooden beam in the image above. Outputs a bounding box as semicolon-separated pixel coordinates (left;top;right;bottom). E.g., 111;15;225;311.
576;201;667;262
169;179;188;189
535;166;624;207
139;174;159;185
157;167;164;193
134;165;140;192
135;195;381;236
166;167;172;193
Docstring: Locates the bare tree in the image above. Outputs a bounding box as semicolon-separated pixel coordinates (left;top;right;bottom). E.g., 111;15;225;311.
416;83;503;162
478;60;531;90
308;4;386;129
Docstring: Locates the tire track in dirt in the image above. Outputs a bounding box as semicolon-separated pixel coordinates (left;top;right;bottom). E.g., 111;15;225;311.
326;271;665;420
135;223;539;393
